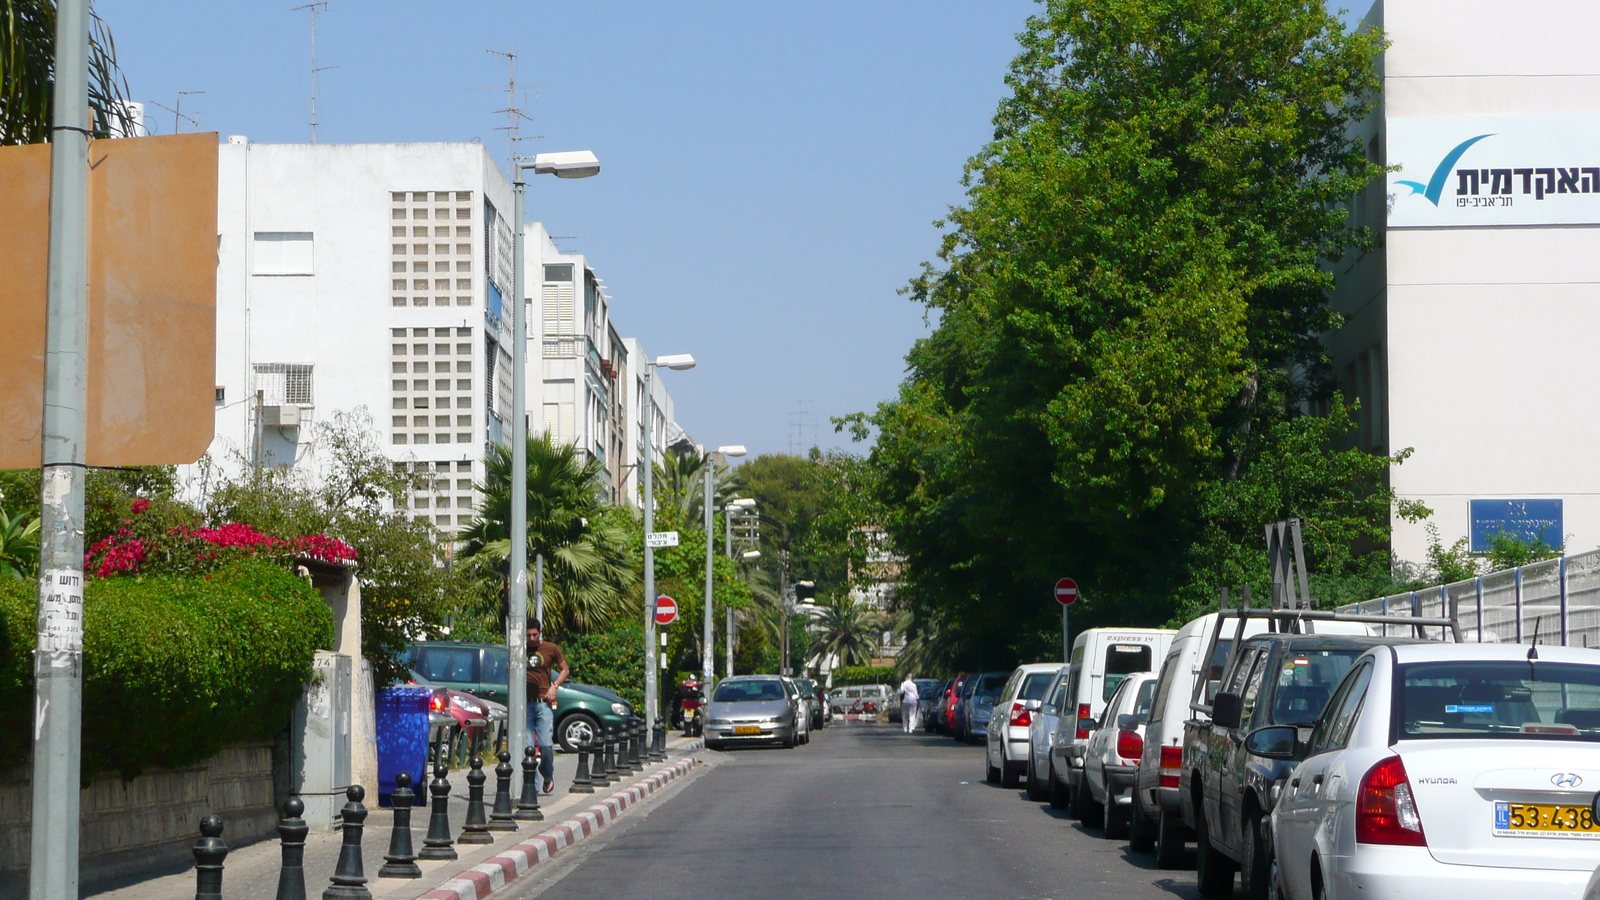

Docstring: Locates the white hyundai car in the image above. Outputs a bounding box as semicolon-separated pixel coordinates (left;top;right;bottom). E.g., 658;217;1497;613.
1270;642;1600;900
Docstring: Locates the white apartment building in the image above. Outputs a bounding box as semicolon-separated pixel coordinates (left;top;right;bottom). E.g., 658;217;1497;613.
1332;1;1600;567
196;139;686;532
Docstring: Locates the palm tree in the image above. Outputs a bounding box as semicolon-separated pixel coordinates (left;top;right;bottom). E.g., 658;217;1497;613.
812;593;883;668
2;1;136;145
460;435;638;633
652;444;739;524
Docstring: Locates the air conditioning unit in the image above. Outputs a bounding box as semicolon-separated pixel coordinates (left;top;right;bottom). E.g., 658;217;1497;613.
262;404;303;427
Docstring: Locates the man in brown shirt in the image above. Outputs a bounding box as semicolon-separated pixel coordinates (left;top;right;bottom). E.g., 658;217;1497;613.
526;619;568;792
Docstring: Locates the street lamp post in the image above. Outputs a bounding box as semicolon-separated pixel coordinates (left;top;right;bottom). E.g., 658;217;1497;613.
723;499;757;678
509;149;599;798
641;353;695;734
702;447;746;694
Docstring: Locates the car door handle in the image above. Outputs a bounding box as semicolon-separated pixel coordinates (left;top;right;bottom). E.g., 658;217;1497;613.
1311;774;1324;786
1289;777;1300;789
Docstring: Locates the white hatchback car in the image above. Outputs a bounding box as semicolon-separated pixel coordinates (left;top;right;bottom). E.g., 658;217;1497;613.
985;662;1065;788
1271;642;1600;900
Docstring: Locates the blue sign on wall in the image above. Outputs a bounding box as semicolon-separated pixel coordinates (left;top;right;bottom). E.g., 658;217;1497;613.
1469;499;1563;553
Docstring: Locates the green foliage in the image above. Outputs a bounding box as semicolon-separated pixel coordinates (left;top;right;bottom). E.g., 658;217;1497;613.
832;665;896;687
0;560;331;779
860;0;1392;669
560;617;644;709
0;1;136;145
459;435;638;634
1485;531;1560;572
0;507;38;579
1422;524;1479;586
812;594;883;668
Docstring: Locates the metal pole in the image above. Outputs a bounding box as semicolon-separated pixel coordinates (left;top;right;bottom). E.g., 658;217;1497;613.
534;553;544;625
703;464;715;692
505;173;528;799
32;1;89;898
642;364;657;734
780;552;789;676
725;510;734;679
254;390;265;476
1061;603;1069;663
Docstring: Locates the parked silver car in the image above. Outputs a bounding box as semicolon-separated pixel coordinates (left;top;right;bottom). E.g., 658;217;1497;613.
705;675;801;750
1080;671;1158;840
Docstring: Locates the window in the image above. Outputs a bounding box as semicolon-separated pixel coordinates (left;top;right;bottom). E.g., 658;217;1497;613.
415;434;429;444
413;344;428;355
1270;648;1365;726
391;398;405;409
391;416;406;428
413;362;428;373
456;415;471;427
544;264;573;282
435;244;449;255
457;461;472;472
392;434;407;445
1105;644;1154;702
435;343;450;355
1045;677;1070;715
456;343;471;354
393;280;407;291
391;380;406;391
1320;661;1373;753
434;416;450;427
391;363;406;374
392;209;406;220
457;479;472;490
413;397;428;408
1239;650;1270;730
412;262;429;272
413;244;428;255
392;298;405;307
1395;660;1600;742
456;361;471;372
413;279;428;291
412;379;427;391
434;226;449;238
435;433;451;444
392;244;406;255
413;208;428;220
412;416;428;426
414;226;428;238
456;279;471;290
1020;672;1055;701
456;497;471;509
456;226;471;238
253;232;313;275
436;514;452;526
456;327;471;337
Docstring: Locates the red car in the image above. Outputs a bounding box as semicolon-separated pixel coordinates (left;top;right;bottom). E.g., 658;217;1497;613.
944;673;971;735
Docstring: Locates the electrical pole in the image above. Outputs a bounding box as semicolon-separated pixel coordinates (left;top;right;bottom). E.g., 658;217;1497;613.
642;365;658;733
31;1;89;898
505;171;528;798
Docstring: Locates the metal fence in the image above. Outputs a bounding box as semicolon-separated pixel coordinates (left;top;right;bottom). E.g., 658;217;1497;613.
1336;548;1600;647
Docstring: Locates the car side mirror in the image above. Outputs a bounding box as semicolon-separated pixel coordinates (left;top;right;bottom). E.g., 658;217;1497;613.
1077;717;1098;733
1117;714;1141;731
1212;691;1242;730
1023;699;1042;712
1244;725;1303;761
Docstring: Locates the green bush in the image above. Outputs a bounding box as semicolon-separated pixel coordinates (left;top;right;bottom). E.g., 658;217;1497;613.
560;618;644;709
832;665;896;687
0;560;333;780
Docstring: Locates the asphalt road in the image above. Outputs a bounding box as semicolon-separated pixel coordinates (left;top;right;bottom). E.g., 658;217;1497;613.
509;721;1206;900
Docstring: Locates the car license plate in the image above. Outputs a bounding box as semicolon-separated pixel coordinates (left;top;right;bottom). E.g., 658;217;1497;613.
733;725;761;735
1494;802;1600;838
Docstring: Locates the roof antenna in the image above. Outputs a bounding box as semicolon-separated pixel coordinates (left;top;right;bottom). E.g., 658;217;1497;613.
291;3;336;142
1529;615;1542;679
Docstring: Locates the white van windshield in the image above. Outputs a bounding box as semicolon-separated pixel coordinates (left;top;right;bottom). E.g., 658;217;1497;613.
1105;644;1153;701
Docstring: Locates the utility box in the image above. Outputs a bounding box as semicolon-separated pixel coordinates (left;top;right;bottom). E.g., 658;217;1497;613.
290;651;353;829
262;404;302;427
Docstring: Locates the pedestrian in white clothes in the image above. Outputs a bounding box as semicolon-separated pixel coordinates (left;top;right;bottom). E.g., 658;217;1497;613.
899;676;920;734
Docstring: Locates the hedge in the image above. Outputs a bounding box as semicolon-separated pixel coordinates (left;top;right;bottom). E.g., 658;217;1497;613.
831;665;897;687
560;618;644;709
0;560;333;780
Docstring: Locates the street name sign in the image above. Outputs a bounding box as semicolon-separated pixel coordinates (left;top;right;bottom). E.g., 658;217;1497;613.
655;595;679;626
1054;578;1079;607
646;531;680;548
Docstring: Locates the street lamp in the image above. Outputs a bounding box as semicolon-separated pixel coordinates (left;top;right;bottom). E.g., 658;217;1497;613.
724;500;759;677
642;352;695;734
785;579;815;676
508;149;599;798
703;446;746;694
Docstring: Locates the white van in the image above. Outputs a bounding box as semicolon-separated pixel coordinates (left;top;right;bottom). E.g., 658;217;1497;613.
1048;628;1176;807
1132;612;1372;866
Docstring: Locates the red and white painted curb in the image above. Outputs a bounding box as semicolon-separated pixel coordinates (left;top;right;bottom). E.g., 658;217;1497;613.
417;756;699;900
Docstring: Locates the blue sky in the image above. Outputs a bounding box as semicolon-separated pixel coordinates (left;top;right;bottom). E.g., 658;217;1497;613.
101;0;1375;458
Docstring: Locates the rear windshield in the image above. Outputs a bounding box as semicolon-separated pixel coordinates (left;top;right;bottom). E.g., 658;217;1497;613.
1134;679;1157;719
1020;672;1055;701
1105;644;1153;701
1397;661;1600;741
915;679;942;696
714;681;785;702
975;674;1006;696
1270;649;1365;726
793;680;816;694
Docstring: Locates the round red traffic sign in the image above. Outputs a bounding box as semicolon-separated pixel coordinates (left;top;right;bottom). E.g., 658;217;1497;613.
1054;578;1079;607
654;595;679;626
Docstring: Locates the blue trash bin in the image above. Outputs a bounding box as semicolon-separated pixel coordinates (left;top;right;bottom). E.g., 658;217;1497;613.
376;686;432;808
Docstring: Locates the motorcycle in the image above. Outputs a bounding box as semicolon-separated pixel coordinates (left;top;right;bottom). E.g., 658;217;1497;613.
671;677;705;737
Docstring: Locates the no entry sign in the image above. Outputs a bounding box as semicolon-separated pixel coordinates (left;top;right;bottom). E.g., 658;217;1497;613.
654;595;679;626
1054;578;1079;607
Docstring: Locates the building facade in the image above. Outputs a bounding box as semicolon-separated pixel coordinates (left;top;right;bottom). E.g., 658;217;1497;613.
1331;1;1600;568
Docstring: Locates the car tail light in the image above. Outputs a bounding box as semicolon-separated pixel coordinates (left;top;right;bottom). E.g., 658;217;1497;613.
1008;701;1031;727
1116;730;1143;761
429;694;445;711
1356;756;1426;846
1159;745;1182;788
1075;704;1092;740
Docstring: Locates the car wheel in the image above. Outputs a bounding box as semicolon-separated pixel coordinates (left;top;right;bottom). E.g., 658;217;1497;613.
1195;802;1237;898
557;712;599;753
1104;792;1131;840
1129;799;1157;852
985;753;1002;784
782;731;796;749
1073;772;1104;828
1155;806;1187;869
1240;812;1271;900
1001;758;1021;789
1025;755;1048;802
1048;762;1071;810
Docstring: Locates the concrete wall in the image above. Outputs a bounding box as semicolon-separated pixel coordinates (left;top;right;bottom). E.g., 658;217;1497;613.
0;744;276;900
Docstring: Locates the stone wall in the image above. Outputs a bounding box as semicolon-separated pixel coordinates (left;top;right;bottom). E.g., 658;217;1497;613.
0;742;277;899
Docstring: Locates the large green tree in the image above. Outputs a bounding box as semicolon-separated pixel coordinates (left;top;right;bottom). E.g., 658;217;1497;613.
860;0;1397;669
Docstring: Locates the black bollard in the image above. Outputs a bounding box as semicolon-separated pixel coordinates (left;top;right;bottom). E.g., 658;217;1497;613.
516;745;546;818
568;735;594;794
193;814;228;900
275;798;308;900
657;720;669;760
614;726;634;777
378;773;422;879
322;785;372;900
418;763;457;861
600;725;620;783
631;720;645;768
487;750;518;832
587;730;610;788
457;755;494;844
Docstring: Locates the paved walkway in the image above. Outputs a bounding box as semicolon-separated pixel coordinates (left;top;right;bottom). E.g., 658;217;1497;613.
85;737;699;900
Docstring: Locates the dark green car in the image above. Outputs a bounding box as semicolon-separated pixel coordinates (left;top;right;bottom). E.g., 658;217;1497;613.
403;641;634;752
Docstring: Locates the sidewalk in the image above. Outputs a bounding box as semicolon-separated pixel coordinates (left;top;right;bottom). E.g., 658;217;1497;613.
85;737;703;900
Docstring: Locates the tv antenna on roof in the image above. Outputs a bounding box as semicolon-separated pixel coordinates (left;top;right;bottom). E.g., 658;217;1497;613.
291;3;337;143
148;91;203;134
484;49;543;171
